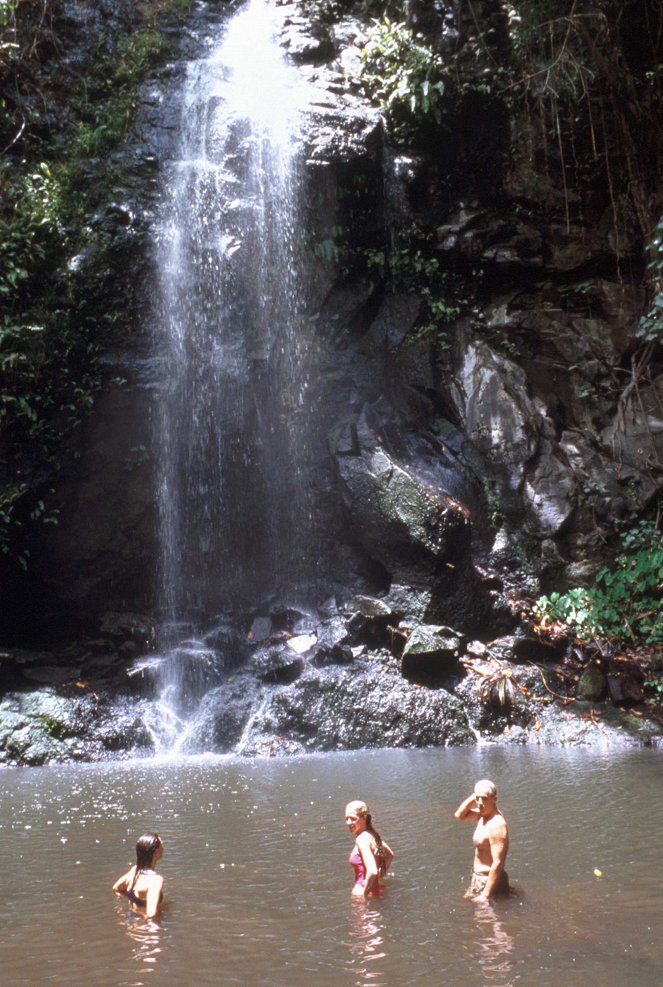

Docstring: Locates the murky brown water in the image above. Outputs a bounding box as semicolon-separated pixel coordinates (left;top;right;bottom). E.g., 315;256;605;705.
0;746;660;986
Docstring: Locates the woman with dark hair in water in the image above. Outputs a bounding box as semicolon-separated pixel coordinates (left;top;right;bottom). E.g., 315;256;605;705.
112;832;164;918
345;800;394;897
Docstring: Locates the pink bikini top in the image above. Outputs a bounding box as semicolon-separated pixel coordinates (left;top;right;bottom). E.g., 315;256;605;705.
349;846;366;885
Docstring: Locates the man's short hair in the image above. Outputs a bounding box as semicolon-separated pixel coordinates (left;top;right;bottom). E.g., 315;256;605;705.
474;779;497;798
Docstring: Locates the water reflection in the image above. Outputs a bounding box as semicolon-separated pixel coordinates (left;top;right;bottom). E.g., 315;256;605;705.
1;749;662;986
116;903;164;984
343;898;387;986
467;901;515;986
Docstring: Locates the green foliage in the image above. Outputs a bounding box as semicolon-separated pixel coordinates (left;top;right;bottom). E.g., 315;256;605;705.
0;0;17;31
365;225;469;346
534;520;663;644
0;149;103;448
0;2;184;567
0;483;29;569
0;160;62;298
645;666;663;702
72;29;169;158
312;225;346;265
636;214;663;345
360;17;444;145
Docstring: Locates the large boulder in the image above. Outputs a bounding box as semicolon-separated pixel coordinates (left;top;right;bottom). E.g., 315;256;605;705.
401;624;465;685
237;652;474;752
332;405;471;580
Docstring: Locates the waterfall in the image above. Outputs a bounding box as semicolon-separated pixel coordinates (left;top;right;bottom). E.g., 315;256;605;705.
145;0;316;747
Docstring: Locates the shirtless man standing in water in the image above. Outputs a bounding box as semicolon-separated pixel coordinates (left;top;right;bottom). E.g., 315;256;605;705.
454;779;510;901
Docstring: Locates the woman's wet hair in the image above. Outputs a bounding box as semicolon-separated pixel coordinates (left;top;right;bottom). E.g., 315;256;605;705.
346;800;388;876
135;832;162;872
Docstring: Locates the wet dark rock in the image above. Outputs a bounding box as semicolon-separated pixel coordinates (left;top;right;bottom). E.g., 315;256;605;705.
345;595;394;646
311;643;355;667
0;687;152;766
278;9;334;64
401;624;465;686
522;702;659;748
249;616;273;643
240;652;473;752
2;0;662;762
334;405;472;581
20;664;83;686
351;595;393;619
576;666;609;702
100;612;156;647
30;383;159;622
250;645;307;685
310;616;354;665
436;207;544;272
606;672;645;707
492;632;567;664
314;614;350;649
382;583;434;623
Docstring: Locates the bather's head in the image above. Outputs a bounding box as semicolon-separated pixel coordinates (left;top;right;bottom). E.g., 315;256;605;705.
473;780;497;816
135;832;163;871
474;780;497;799
345;799;381;838
345;799;370;830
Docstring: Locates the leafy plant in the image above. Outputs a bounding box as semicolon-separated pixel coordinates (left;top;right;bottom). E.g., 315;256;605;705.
534;519;663;644
0;1;186;568
313;226;346;265
479;662;517;709
71;29;169;158
360;17;445;145
644;665;663;703
0;482;29;569
364;224;469;346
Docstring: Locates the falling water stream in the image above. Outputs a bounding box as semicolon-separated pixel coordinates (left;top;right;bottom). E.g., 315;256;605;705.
145;0;317;745
155;0;313;617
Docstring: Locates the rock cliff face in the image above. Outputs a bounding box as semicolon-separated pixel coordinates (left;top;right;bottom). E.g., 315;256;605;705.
1;0;661;761
17;0;659;636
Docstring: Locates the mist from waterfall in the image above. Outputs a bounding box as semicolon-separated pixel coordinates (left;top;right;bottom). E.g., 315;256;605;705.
146;0;316;747
154;0;313;629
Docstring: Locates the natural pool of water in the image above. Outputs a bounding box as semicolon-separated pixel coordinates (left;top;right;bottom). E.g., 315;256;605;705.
1;745;660;986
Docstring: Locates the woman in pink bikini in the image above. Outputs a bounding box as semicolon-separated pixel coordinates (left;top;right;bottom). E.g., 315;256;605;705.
345;800;394;897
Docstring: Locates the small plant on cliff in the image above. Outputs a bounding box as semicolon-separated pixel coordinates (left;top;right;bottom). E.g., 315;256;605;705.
71;29;170;158
363;224;466;346
534;519;663;644
360;17;444;145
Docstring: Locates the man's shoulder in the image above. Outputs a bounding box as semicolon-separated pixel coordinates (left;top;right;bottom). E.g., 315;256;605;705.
487;811;508;836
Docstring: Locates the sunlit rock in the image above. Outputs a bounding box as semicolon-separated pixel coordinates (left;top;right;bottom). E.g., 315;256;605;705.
334;406;470;580
450;340;539;492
